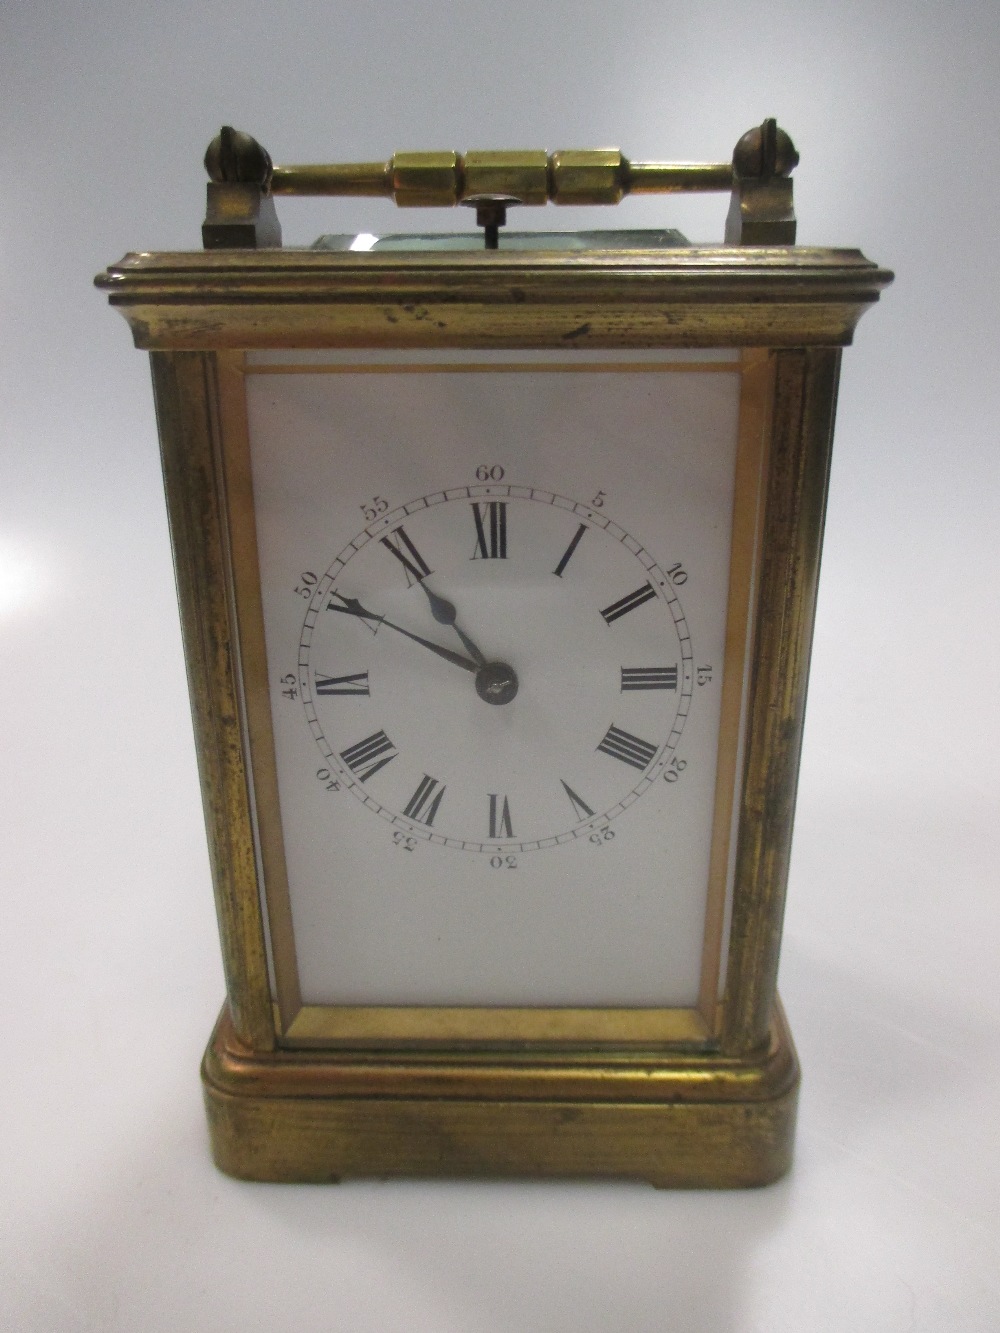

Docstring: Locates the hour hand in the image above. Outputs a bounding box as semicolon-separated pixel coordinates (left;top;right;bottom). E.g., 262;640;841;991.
419;583;488;665
328;592;479;674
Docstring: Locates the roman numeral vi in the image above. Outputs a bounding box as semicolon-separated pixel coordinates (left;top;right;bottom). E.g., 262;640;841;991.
488;793;514;839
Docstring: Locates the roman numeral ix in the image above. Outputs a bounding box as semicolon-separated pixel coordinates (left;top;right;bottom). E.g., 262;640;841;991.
339;730;398;783
600;582;657;625
596;725;659;772
403;774;446;827
471;502;507;560
315;671;370;696
380;526;432;585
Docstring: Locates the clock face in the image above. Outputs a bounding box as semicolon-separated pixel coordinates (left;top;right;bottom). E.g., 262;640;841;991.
243;349;751;1009
298;484;694;854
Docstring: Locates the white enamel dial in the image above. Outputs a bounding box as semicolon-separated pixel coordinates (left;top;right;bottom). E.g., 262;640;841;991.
297;483;694;853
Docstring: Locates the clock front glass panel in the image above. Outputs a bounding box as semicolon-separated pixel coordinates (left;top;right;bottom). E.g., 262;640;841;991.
244;349;746;1008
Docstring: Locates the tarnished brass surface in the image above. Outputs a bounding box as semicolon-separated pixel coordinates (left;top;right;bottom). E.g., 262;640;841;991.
725;120;798;245
97;246;891;350
698;348;773;1017
723;348;841;1052
202;128;280;249
391;151;460;208
283;1004;711;1048
202;182;281;250
214;353;302;1033
270;145;756;205
271;148;734;203
464;150;550;206
626;161;734;194
148;352;274;1050
205;126;273;188
726;177;795;246
276;161;393;198
549;149;625;205
202;1003;799;1186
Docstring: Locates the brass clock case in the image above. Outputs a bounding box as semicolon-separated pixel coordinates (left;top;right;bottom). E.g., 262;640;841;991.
98;126;891;1186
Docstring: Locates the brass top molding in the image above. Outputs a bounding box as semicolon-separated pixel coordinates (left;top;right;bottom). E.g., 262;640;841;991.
197;120;803;249
95;247;893;351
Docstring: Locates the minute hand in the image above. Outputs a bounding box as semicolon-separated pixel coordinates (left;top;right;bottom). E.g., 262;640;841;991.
329;595;479;674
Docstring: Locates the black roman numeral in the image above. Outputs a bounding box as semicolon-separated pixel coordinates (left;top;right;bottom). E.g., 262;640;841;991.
488;793;513;839
471;502;507;560
339;730;398;782
600;582;657;625
402;774;445;826
620;666;678;691
596;724;659;772
553;522;586;577
380;526;432;585
315;671;370;696
560;780;595;822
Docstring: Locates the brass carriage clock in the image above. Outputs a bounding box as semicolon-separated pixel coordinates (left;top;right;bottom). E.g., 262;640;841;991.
97;120;891;1185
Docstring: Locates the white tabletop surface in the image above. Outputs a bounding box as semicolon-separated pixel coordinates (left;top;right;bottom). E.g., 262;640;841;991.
3;2;998;1329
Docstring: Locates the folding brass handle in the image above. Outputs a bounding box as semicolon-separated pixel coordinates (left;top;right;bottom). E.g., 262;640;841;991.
202;120;798;249
268;151;738;207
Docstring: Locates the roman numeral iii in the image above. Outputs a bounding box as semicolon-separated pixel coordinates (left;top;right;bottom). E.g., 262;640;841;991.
315;671;370;696
380;526;432;585
488;793;514;839
600;582;656;625
339;730;398;782
620;666;678;691
471;502;507;560
596;725;659;772
403;774;446;827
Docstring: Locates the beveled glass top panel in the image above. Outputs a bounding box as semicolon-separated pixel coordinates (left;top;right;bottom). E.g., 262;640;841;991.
312;229;690;252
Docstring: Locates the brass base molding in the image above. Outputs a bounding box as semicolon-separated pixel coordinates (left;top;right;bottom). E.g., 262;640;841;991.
202;1003;799;1188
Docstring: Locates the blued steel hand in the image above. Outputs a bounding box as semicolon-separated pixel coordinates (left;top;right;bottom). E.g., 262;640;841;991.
328;593;479;674
419;583;489;666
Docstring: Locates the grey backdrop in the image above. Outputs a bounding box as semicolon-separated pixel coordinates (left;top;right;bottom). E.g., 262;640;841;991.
3;2;998;1329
